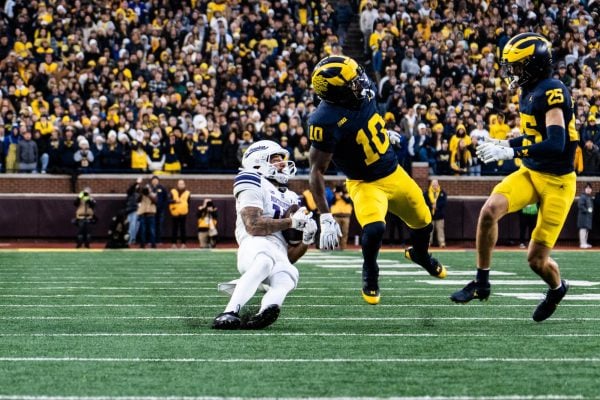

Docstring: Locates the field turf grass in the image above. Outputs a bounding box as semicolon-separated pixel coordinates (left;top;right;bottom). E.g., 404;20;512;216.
0;249;599;400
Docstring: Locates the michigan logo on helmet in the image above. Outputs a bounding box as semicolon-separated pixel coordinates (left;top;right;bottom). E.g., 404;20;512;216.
501;32;553;90
311;55;372;109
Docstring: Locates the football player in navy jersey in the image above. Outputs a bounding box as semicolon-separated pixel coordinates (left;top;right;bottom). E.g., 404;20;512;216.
451;33;578;322
308;55;447;305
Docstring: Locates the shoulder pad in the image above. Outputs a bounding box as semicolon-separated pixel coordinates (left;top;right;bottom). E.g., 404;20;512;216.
233;170;262;196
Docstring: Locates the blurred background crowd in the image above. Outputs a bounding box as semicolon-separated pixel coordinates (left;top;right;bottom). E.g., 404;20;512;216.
0;0;599;177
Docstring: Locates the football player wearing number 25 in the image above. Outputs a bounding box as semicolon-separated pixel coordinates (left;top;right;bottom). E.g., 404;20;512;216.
308;55;447;306
450;33;578;322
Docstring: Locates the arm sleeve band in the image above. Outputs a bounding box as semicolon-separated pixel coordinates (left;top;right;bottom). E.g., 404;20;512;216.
512;125;566;158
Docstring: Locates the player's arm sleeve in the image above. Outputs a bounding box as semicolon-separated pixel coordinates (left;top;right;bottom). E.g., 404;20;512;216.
511;125;565;158
508;135;526;148
511;107;566;158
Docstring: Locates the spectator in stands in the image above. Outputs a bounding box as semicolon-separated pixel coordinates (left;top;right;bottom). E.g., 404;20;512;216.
582;140;600;175
131;141;149;172
146;133;165;173
0;127;5;172
237;130;254;165
169;179;191;249
1;0;599;182
450;139;471;176
467;136;482;176
193;129;211;171
360;1;378;56
293;135;310;175
100;131;124;172
74;187;96;249
164;133;182;174
73;138;94;174
334;0;353;47
578;183;594;249
222;131;240;172
4;123;20;173
150;175;168;244
17;130;38;173
583;115;599;144
489;113;511;141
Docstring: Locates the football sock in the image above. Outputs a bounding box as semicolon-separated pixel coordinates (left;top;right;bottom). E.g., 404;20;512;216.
361;222;385;289
260;272;295;312
410;223;433;256
225;253;273;313
476;268;490;283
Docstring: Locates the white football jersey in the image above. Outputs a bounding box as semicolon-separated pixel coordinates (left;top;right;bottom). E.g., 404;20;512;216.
233;169;300;247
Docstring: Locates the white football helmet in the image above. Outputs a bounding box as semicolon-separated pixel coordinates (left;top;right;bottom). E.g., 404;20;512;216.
241;140;297;184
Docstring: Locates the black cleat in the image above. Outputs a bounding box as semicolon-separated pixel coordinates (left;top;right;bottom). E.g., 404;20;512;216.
450;280;491;303
361;287;380;305
405;247;447;278
242;304;280;329
532;280;569;322
211;311;241;330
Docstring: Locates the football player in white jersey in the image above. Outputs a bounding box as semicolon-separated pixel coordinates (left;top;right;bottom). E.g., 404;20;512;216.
212;140;317;330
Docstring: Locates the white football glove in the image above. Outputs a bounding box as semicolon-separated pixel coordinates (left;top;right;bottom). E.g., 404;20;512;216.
482;136;510;147
319;213;342;250
476;142;515;164
388;129;402;145
302;219;318;245
290;207;313;230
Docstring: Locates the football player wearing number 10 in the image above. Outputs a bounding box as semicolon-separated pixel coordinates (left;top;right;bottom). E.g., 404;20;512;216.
450;33;578;322
308;55;447;305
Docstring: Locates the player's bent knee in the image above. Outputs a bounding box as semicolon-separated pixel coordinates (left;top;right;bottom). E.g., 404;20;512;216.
362;222;386;242
251;253;275;276
270;268;299;289
479;201;505;223
526;250;547;272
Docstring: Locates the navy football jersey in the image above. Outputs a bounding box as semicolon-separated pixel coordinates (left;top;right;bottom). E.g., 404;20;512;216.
308;97;398;181
518;78;578;175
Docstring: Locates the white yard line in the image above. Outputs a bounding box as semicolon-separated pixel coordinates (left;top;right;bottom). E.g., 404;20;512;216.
1;316;600;321
0;396;592;400
0;357;599;363
0;332;598;338
0;304;596;308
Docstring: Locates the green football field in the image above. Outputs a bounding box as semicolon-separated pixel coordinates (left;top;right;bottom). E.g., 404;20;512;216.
0;249;599;400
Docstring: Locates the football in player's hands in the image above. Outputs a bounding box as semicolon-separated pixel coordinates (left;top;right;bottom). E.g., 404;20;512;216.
282;204;304;246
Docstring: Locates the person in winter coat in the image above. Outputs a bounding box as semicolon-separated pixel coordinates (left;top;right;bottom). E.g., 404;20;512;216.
424;179;447;248
18;131;38;173
125;177;143;245
578;183;594;249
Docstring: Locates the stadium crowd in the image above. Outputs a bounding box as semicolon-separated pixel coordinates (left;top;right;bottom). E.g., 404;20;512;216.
0;0;599;177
